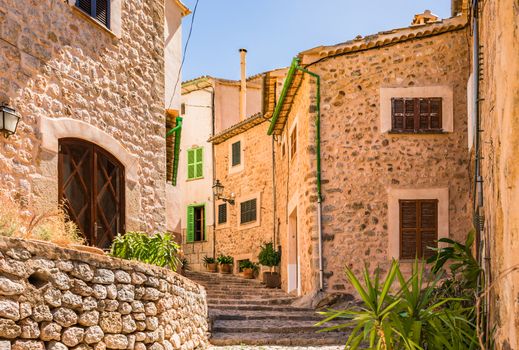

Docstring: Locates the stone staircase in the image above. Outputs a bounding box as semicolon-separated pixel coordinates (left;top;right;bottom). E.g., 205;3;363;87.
185;271;350;346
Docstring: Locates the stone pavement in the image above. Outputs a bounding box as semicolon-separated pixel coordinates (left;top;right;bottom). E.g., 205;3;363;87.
186;271;350;347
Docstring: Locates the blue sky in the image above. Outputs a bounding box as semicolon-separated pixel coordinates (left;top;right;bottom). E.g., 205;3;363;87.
180;0;451;81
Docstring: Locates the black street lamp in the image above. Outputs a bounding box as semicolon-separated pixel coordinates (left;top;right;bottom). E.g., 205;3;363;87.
212;179;235;205
0;106;20;138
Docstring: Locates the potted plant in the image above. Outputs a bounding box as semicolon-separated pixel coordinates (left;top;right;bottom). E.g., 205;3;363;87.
216;254;234;274
258;242;281;288
179;258;189;276
239;260;259;279
203;256;217;273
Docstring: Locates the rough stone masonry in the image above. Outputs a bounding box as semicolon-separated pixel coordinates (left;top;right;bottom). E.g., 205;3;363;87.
0;237;209;350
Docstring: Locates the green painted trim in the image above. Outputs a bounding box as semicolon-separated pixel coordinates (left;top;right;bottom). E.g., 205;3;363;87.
267;57;300;135
166;117;182;186
186;203;206;242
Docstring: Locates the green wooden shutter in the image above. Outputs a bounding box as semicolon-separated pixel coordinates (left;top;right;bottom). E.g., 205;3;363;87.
186;206;195;242
232;141;241;166
187;149;195;179
195;147;203;178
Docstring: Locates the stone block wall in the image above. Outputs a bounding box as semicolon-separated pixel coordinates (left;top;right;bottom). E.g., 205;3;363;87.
478;0;519;348
0;237;208;350
315;28;472;292
212;121;275;270
0;0;167;232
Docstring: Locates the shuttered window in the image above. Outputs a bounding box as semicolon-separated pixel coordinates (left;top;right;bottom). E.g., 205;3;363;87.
231;141;241;167
290;125;297;158
187;205;205;242
391;98;442;132
187;147;203;180
399;199;438;259
240;199;257;224
76;0;111;28
218;203;227;224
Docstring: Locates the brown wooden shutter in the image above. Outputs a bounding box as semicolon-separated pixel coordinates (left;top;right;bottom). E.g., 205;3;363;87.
77;0;92;14
240;199;257;224
399;199;438;259
392;97;443;132
218;203;227;224
232;141;241;166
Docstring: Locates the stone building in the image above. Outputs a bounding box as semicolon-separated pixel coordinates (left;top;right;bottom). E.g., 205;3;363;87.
469;0;519;348
0;0;189;247
268;13;472;295
177;54;285;271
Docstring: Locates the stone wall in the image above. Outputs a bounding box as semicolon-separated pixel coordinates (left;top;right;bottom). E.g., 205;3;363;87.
212;121;275;271
273;77;320;295
478;0;519;348
277;28;472;295
0;0;167;232
0;237;208;350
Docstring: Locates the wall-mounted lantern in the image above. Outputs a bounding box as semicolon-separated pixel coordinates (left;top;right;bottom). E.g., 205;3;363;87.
212;179;235;205
0;106;20;138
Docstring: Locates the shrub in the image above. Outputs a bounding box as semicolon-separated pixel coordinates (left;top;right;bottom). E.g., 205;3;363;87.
0;191;84;245
258;242;281;270
216;254;233;265
239;260;259;271
203;256;216;266
110;231;180;271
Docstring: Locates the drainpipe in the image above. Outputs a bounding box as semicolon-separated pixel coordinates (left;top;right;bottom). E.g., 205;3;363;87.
205;86;216;259
293;59;324;292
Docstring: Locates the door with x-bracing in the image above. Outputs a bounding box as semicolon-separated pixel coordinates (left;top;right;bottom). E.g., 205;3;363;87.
58;138;125;248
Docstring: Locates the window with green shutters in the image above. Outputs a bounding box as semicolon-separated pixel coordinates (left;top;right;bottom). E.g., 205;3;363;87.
187;147;203;180
231;141;241;167
186;205;205;243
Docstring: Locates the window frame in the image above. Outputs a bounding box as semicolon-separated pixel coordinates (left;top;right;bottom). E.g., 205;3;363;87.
75;0;111;29
289;124;297;159
187;147;203;180
399;199;438;259
390;97;443;133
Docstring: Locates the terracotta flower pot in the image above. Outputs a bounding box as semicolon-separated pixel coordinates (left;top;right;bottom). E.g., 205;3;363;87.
242;268;254;279
219;263;232;274
263;271;281;288
206;263;217;273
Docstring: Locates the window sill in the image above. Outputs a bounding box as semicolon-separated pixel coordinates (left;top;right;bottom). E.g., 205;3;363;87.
237;220;260;231
388;130;448;135
186;177;204;182
185;240;208;244
71;6;119;38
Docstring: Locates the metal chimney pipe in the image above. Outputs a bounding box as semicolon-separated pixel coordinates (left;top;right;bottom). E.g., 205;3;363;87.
239;48;247;121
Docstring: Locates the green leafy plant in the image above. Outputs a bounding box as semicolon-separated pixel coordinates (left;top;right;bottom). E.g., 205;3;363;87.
180;257;189;271
203;256;216;266
239;260;259;271
318;259;478;350
258;242;281;271
110;232;180;271
216;254;233;265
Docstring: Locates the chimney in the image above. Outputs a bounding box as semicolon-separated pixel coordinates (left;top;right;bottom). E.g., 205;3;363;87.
451;0;463;16
239;48;247;121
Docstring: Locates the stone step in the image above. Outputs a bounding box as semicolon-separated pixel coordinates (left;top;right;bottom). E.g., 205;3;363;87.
209;310;325;321
208;304;312;312
208;297;295;305
206;291;288;298
212;319;347;334
209;331;348;346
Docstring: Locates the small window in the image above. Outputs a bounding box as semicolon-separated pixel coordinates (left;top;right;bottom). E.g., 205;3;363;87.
187;147;203;180
290;126;297;158
399;199;438;259
218;203;227;224
187;205;205;242
231;141;241;167
391;98;442;133
181;103;186;115
240;199;257;224
76;0;110;28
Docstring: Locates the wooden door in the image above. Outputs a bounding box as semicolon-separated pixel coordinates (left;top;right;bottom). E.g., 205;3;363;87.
59;138;125;248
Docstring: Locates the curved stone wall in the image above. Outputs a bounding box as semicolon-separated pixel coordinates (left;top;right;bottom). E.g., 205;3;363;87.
0;237;208;350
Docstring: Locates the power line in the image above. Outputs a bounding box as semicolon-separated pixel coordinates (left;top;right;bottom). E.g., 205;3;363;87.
167;0;200;111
